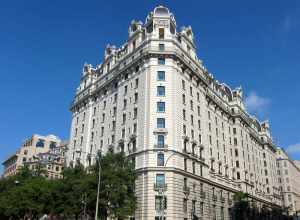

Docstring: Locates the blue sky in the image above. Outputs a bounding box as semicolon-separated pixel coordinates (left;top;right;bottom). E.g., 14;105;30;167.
0;0;300;173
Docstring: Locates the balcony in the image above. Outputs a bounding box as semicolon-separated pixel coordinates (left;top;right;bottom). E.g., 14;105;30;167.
154;183;167;192
154;144;168;149
153;128;168;134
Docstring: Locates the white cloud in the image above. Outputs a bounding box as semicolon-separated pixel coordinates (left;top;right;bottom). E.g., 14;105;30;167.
286;143;300;154
245;92;270;116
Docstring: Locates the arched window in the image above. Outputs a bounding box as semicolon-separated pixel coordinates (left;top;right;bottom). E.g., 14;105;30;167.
36;139;45;148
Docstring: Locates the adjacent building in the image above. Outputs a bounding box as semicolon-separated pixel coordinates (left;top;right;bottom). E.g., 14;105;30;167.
66;5;285;220
277;148;300;215
2;134;63;178
25;140;68;179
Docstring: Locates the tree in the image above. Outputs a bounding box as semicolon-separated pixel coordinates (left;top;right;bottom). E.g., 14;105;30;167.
233;191;250;220
0;151;137;220
88;151;137;219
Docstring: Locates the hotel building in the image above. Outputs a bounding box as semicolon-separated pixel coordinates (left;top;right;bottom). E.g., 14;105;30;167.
67;6;282;219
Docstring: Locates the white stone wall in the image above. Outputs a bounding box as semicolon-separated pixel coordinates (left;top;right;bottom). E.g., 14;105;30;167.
67;5;282;219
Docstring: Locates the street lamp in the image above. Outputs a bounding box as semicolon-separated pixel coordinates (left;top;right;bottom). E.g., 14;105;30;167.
160;150;177;220
75;149;102;220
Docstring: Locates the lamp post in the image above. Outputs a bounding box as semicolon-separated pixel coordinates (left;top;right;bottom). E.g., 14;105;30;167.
75;149;102;220
160;150;177;220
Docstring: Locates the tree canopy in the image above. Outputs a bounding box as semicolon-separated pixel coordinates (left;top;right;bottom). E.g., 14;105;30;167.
0;151;136;220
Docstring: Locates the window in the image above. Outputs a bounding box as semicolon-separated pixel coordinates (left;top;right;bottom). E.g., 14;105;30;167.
158;57;165;65
157;135;165;148
237;172;240;180
124;85;128;95
221;207;224;220
182;94;186;104
192;200;196;215
200;202;204;215
156;174;165;187
157;71;165;81
155;196;167;211
123;99;127;109
49;141;56;149
192;162;195;174
157;118;165;128
135;78;139;88
157;153;164;166
36;139;45;148
133;108;138;119
157;86;165;96
159;28;165;39
182;80;185;90
184;158;187;171
159;43;165;51
234;138;238;146
134;93;138;103
157;102;165;112
183;109;186;120
183;198;188;213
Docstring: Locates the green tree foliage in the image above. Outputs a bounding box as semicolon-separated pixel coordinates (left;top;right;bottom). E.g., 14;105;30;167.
233;191;250;220
0;151;136;220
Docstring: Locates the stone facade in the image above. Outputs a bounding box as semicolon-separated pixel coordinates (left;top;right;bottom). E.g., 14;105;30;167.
2;134;62;178
67;6;283;219
277;148;300;215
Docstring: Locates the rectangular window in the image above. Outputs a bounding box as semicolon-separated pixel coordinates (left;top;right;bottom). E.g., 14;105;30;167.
157;153;164;166
157;86;165;96
159;43;165;51
133;108;138;119
134;93;138;103
157;71;165;81
157;118;165;128
159;28;165;39
157;102;165;112
183;198;188;213
158;57;165;65
157;135;165;148
156;174;165;186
